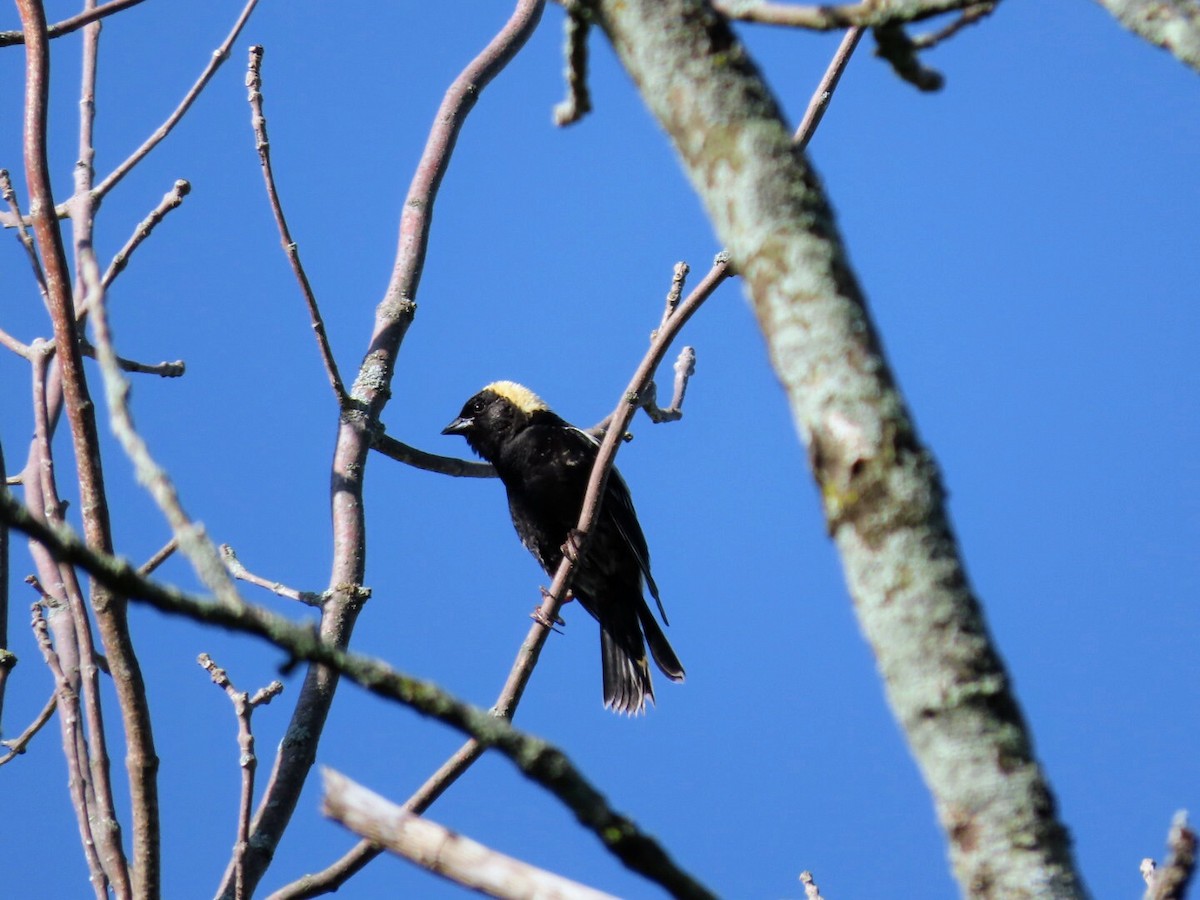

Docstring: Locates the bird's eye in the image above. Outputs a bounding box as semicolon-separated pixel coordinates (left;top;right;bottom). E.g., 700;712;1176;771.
470;398;486;414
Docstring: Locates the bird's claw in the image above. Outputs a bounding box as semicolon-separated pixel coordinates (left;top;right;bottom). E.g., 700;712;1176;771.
531;606;566;631
561;528;585;563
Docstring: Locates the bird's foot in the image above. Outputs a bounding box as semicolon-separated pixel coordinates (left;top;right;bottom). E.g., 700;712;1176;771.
561;528;586;563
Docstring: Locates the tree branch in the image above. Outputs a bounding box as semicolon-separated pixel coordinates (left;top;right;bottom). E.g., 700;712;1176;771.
587;0;1086;895
321;769;618;900
217;3;548;896
0;0;148;47
0;488;716;900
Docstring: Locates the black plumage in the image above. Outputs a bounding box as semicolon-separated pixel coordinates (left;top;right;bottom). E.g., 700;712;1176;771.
443;381;684;714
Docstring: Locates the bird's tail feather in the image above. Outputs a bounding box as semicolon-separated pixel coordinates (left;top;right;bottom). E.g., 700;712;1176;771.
637;598;685;682
600;624;654;715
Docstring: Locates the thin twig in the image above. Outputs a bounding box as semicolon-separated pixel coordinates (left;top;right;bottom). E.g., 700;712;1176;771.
321;769;619;900
31;599;109;900
78;339;185;377
793;27;864;148
245;46;346;402
220;544;325;607
138;537;178;575
910;1;995;49
0;690;57;764
371;433;495;478
100;179;191;290
90;0;263;203
0;0;149;47
198;654;284;900
0;168;49;307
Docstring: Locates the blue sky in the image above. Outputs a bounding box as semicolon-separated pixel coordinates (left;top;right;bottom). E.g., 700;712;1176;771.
1;2;1197;898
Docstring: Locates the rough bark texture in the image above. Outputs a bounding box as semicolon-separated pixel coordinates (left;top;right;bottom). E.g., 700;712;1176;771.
590;1;1086;896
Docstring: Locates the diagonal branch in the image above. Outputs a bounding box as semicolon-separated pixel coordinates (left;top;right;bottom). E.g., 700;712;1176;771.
0;488;716;900
0;0;149;47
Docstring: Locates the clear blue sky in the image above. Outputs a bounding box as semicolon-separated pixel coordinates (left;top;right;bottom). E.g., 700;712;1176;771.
1;2;1197;898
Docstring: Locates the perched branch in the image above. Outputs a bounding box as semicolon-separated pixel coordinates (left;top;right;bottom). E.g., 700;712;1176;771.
321;769;618;900
245;46;346;402
0;490;716;900
371;433;496;478
0;0;149;47
198;654;284;900
553;1;592;125
220;544;326;607
1143;812;1197;900
272;255;729;900
221;3;548;896
588;0;1085;895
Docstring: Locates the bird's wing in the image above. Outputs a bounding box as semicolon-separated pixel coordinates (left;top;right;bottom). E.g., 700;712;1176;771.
569;427;668;625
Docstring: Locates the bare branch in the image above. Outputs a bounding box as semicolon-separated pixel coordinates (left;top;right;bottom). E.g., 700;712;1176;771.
14;3;141;890
31;599;109;900
100;179;191;290
0;0;149;47
198;654;283;900
0;690;56;765
0;489;716;900
794;27;864;148
910;2;995;49
0;168;49;307
223;3;548;896
220;544;326;607
372;432;495;477
245;46;346;402
90;0;263;203
321;769;619;900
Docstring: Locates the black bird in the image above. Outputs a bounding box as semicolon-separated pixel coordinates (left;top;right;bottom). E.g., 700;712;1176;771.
443;381;685;714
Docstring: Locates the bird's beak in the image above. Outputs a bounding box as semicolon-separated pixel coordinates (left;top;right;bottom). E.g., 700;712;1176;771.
441;416;472;436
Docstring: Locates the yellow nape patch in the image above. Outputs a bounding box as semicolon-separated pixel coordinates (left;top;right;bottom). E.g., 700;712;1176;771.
485;380;548;413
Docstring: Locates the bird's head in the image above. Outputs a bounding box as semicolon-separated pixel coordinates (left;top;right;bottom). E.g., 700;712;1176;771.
442;381;549;461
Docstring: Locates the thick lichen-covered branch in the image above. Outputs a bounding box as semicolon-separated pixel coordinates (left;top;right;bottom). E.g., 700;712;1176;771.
587;0;1085;896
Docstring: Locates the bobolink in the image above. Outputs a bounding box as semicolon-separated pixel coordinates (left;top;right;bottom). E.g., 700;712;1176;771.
443;381;685;714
